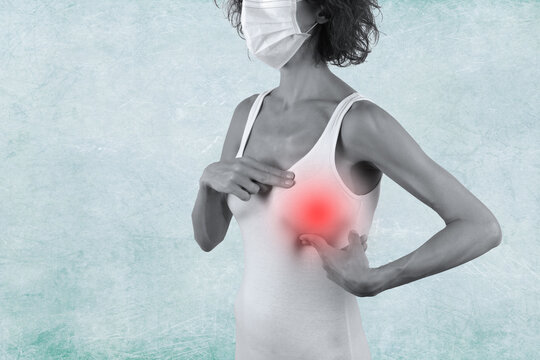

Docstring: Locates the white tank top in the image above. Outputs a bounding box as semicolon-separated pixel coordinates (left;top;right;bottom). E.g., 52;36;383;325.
226;89;381;360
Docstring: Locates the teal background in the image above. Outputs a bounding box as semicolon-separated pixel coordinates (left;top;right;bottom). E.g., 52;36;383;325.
1;0;538;359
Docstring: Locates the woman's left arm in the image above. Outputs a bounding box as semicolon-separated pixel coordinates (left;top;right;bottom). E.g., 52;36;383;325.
343;101;502;296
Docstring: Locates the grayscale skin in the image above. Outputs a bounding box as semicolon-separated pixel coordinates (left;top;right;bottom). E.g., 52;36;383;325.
191;0;502;297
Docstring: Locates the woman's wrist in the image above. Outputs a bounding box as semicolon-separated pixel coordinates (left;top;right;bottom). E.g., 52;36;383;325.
199;176;209;189
199;167;210;188
370;263;402;296
199;172;229;206
350;267;387;297
199;169;217;193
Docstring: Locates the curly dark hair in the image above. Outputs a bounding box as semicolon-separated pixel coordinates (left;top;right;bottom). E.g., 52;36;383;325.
213;0;383;67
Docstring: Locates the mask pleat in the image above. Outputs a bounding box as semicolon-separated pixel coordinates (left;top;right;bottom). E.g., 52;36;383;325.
241;0;316;69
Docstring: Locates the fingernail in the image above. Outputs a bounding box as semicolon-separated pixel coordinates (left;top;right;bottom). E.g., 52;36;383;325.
286;172;295;179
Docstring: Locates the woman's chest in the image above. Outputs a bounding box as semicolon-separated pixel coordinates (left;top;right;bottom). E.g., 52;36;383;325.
242;102;335;170
227;167;362;249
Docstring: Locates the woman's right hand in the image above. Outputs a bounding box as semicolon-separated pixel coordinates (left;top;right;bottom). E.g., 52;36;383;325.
200;156;296;201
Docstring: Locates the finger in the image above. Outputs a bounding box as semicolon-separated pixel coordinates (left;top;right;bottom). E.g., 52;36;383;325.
342;242;366;252
241;156;295;180
348;231;364;250
356;242;370;266
299;234;341;261
254;181;272;193
235;175;261;194
243;164;294;188
230;185;250;201
360;234;368;252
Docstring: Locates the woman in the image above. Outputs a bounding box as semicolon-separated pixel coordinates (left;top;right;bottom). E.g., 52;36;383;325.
192;0;503;358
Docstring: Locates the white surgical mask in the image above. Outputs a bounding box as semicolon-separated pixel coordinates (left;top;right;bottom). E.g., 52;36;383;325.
241;0;318;69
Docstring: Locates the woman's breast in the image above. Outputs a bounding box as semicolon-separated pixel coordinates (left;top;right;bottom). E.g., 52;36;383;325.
227;168;362;253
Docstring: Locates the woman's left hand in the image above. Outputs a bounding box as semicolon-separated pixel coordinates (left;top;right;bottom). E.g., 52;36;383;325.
299;231;382;297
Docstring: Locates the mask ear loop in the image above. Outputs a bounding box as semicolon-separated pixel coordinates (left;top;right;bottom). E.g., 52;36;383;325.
304;21;318;35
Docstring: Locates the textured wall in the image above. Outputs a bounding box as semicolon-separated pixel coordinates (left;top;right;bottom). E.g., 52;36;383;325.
0;0;538;359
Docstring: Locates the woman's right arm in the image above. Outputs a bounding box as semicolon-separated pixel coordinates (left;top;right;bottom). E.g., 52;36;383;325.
191;95;295;252
191;178;232;252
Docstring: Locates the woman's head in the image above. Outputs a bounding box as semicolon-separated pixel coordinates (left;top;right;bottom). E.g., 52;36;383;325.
214;0;382;67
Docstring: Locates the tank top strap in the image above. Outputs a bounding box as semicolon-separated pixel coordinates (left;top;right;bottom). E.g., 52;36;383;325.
325;93;372;163
236;89;273;158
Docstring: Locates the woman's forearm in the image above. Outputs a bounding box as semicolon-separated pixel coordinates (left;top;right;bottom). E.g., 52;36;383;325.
371;218;502;295
191;179;232;252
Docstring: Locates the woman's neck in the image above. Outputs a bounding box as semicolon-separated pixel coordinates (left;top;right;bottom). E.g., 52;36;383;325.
273;42;335;109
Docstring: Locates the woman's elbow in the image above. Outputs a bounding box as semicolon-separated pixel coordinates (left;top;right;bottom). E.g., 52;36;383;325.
484;217;502;248
197;239;215;252
191;214;227;252
192;212;212;252
193;229;217;252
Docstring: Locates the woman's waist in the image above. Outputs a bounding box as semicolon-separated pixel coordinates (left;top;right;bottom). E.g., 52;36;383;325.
235;292;353;328
236;275;350;314
234;292;363;359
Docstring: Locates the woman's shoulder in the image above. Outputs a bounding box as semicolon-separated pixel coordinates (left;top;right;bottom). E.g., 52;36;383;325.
219;93;260;161
229;92;260;132
343;97;394;136
340;96;418;163
234;93;260;119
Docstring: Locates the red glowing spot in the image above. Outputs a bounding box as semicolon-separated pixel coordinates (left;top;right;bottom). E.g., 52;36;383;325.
298;194;337;230
277;177;350;244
